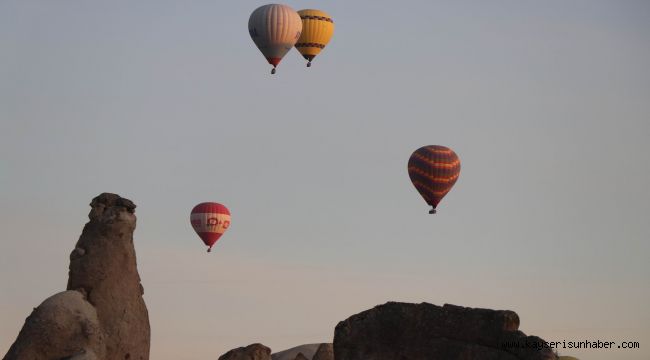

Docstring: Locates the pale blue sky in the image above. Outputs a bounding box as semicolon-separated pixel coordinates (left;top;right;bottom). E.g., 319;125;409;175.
1;1;649;359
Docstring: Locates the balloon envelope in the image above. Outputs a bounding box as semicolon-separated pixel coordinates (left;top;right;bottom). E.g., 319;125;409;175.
248;4;302;73
295;9;334;66
408;145;460;214
190;202;231;252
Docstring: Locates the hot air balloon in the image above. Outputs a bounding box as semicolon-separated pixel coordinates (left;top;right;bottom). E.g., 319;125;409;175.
190;202;231;252
295;9;334;67
408;145;461;214
248;4;302;74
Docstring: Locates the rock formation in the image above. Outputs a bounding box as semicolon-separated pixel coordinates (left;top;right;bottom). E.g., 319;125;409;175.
3;193;150;360
67;193;149;359
334;302;557;360
312;343;334;360
218;343;272;360
293;353;308;360
2;291;104;359
272;344;321;360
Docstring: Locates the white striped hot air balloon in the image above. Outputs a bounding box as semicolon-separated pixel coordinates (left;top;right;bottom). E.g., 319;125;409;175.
248;4;302;74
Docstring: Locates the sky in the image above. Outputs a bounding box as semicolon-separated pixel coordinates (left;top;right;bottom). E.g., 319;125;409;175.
1;1;649;359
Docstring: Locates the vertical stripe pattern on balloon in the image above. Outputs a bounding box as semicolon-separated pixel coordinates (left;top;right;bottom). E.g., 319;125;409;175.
248;4;302;67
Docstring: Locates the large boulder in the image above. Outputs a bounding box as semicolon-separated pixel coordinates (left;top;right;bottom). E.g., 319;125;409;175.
3;193;150;360
312;343;333;360
2;291;105;359
334;302;556;360
219;343;272;360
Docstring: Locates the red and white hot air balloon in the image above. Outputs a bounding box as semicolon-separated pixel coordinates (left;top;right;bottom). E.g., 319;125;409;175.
190;202;231;252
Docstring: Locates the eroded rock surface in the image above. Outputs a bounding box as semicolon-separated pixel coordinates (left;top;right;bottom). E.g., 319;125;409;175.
272;344;321;360
293;353;308;360
2;291;104;360
219;343;272;360
3;193;149;360
312;343;334;360
334;302;556;360
67;193;149;360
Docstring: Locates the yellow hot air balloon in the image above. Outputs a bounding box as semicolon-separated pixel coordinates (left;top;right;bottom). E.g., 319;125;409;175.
295;9;334;67
248;4;302;74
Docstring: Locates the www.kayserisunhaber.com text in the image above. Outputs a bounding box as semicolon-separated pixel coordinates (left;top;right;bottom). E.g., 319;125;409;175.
500;340;640;350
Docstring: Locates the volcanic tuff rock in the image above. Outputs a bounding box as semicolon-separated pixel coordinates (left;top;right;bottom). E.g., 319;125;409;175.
67;193;149;359
2;291;104;359
218;343;272;360
3;193;150;360
312;344;334;360
293;353;309;360
334;302;557;360
272;344;321;360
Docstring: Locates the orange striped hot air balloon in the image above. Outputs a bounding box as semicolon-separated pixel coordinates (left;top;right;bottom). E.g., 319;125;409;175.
408;145;461;214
